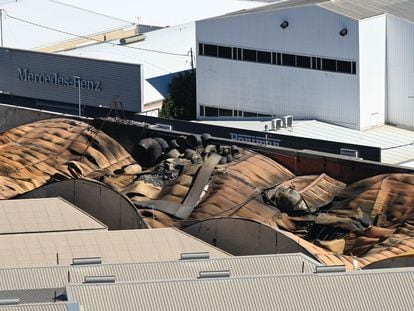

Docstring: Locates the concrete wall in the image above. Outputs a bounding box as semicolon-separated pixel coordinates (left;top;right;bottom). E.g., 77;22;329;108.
386;15;414;129
196;5;360;128
358;15;386;130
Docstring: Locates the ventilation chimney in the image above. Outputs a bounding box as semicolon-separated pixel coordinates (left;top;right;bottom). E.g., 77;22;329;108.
180;252;210;260
84;276;116;284
72;257;102;266
198;270;231;279
0;299;19;306
315;265;346;274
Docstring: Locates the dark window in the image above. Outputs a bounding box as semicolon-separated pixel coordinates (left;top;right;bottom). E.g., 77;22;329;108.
234;110;243;117
296;55;311;69
272;52;277;65
337;60;352;74
237;48;242;60
322;58;337;72
243;49;257;62
205;106;218;117
219;108;233;117
258;113;271;117
218;46;232;59
204;44;218;57
257;51;271;64
282;53;296;67
199;43;204;56
244;111;257;117
199;105;205;117
352;62;357;74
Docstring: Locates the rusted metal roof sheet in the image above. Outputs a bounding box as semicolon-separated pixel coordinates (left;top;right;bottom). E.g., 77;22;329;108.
2;118;414;271
66;268;414;311
0;118;136;199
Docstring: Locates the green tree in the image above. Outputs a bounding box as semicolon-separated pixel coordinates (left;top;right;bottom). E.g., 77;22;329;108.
160;70;196;120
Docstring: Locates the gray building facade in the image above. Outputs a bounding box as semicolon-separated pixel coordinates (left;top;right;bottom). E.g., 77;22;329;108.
0;47;143;114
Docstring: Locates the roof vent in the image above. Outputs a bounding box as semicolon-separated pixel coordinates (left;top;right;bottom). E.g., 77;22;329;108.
340;148;359;158
315;265;346;274
154;123;172;131
271;118;282;131
72;257;102;266
198;270;230;279
282;115;293;129
180;252;210;260
0;299;19;306
84;276;116;284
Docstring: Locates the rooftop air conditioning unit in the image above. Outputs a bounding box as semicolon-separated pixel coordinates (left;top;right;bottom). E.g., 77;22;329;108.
282;115;293;128
271;118;282;130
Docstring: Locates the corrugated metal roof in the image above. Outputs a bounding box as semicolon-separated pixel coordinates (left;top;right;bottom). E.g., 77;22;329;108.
0;0;133;50
54;0;266;27
0;302;79;311
61;22;195;105
319;0;414;22
198;120;414;165
0;198;107;234
0;228;229;269
219;0;414;23
0;254;319;291
66;268;414;311
0;118;137;200
0;288;64;305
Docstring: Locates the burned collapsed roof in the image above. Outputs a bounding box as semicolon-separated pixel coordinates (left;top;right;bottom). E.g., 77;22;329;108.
0;118;414;269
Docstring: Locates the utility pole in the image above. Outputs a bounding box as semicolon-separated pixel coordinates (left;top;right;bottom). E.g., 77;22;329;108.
74;76;81;116
0;9;3;47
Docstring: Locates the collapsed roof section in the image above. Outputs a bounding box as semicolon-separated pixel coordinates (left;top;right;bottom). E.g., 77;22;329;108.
0;118;136;199
0;118;414;269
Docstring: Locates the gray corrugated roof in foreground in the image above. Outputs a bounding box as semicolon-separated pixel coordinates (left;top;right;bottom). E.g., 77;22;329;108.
0;302;79;311
0;288;65;305
221;0;414;23
0;198;107;235
0;253;319;291
0;228;229;269
66;268;414;311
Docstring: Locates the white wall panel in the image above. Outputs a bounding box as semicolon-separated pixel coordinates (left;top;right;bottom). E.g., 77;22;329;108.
197;57;359;127
387;15;414;129
197;6;358;60
196;5;360;129
358;15;386;130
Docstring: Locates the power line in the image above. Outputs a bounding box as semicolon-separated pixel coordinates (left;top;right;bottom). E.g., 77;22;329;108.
2;10;189;57
381;142;414;150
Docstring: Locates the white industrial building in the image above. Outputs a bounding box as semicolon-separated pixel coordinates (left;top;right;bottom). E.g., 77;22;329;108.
196;0;414;130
